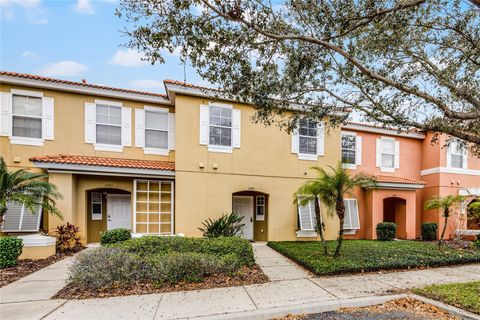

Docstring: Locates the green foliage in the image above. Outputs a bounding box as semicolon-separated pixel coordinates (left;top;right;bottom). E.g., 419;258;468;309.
415;281;480;314
54;223;82;253
376;223;397;241
0;156;63;228
475;235;480;249
424;195;465;244
118;0;480;151
198;212;245;238
100;228;131;245
69;236;254;289
421;223;438;241
267;240;480;276
0;236;23;268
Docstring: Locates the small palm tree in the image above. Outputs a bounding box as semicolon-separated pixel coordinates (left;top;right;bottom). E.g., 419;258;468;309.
0;157;63;228
424;195;465;245
296;162;375;258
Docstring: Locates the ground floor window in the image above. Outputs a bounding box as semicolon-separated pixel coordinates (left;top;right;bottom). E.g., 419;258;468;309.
134;179;174;235
297;198;316;231
343;199;360;230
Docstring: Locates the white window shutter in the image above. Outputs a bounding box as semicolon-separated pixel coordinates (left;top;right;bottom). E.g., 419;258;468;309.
316;122;325;156
355;136;362;165
291;130;299;154
462;149;468;169
199;105;209;145
0;92;12;136
168;112;176;150
121;107;131;146
42;97;54;140
232;109;241;148
394;140;400;169
135;109;145;147
84;102;96;144
376;138;382;167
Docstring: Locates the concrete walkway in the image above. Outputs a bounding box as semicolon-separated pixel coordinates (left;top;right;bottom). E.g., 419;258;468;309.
1;243;480;320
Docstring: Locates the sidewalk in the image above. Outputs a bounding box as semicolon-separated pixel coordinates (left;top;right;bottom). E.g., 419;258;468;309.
1;243;479;320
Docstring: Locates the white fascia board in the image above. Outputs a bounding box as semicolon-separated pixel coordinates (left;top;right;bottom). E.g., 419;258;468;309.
1;75;172;105
364;182;425;190
32;162;175;177
421;167;480;176
342;123;425;139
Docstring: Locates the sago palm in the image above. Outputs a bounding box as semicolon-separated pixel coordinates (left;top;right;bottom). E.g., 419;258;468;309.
0;157;63;228
424;195;465;245
296;162;375;258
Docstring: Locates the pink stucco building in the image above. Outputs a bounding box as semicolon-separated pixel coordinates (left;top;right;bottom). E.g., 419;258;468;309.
341;123;480;240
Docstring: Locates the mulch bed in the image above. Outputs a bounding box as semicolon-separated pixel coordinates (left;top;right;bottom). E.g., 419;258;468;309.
275;298;459;320
0;253;71;288
53;264;269;299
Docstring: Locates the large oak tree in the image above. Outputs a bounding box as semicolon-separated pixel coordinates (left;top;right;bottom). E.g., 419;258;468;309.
117;0;480;153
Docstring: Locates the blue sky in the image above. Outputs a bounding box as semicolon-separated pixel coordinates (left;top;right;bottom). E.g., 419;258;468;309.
0;0;206;94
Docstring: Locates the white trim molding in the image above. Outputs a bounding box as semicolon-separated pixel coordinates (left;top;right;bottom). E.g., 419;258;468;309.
364;182;425;190
298;153;318;161
421;167;480;176
94;143;124;152
342;123;425;139
296;230;318;238
10;136;44;146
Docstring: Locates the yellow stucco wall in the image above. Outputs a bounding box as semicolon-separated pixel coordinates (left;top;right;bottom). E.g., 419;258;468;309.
174;94;342;240
19;244;56;260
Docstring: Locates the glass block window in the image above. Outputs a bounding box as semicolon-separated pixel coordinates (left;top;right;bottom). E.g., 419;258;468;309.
134;180;174;235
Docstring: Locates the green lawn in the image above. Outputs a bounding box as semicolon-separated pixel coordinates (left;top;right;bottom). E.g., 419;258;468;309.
415;281;480;314
267;240;480;276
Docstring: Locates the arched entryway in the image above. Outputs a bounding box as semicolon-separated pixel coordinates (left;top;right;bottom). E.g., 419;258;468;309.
87;188;131;243
232;191;268;241
383;197;407;239
467;198;480;230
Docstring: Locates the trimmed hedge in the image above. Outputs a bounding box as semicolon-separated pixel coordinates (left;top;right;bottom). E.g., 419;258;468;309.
376;222;397;241
100;228;131;245
0;236;23;269
421;223;438;241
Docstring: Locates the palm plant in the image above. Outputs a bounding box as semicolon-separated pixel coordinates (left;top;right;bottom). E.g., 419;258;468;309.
0;157;63;228
424;195;465;246
198;212;245;238
296;162;375;258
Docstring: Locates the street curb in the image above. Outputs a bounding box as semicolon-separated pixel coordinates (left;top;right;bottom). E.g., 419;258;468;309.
408;294;480;320
197;294;407;320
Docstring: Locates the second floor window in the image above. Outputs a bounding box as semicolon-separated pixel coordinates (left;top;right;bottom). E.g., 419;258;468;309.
96;104;121;145
145;110;168;149
299;119;317;154
12;95;42;139
380;138;395;168
209;105;232;147
449;140;467;169
341;134;356;165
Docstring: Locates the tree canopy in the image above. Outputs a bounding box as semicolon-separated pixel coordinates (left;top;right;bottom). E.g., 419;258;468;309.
117;0;480;153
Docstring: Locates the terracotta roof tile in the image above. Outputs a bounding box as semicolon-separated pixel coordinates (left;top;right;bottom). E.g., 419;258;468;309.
0;71;168;98
345;121;423;134
163;79;221;92
29;154;175;171
376;175;425;185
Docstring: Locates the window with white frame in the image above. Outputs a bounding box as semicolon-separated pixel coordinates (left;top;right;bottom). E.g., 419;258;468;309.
1;199;42;232
341;133;356;165
145;109;168;149
96;104;122;145
297;198;317;231
381;139;395;168
256;196;265;221
448;140;467;169
12;95;42;139
343;199;360;230
91;192;103;221
209;105;232;147
376;137;399;171
299;119;317;154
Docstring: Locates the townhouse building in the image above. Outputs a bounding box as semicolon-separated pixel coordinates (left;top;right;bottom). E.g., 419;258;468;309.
0;71;478;245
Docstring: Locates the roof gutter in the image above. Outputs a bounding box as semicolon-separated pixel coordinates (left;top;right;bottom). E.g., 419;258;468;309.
342;123;425;139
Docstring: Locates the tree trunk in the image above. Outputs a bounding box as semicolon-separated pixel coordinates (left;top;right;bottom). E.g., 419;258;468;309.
334;198;346;258
314;196;328;256
438;208;449;246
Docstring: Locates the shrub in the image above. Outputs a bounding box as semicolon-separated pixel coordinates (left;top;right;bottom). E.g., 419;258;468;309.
198;212;245;238
421;223;438;241
198;237;255;266
475;235;480;249
53;223;82;253
0;236;23;268
376;222;397;241
100;228;131;245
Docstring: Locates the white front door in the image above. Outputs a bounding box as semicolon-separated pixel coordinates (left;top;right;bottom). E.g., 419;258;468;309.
107;194;132;230
233;196;254;240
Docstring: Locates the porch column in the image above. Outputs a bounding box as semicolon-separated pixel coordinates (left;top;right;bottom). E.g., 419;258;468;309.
404;193;417;239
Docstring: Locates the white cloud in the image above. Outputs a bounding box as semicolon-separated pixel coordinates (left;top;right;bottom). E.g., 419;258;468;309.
41;61;88;76
130;79;164;90
0;0;47;24
108;49;148;67
75;0;94;15
21;51;37;58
